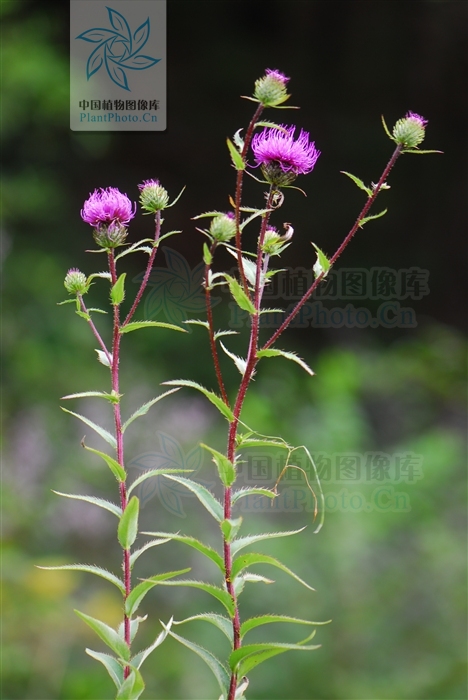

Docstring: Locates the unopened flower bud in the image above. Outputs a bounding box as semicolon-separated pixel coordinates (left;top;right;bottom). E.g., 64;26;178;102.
261;227;283;255
64;268;88;295
254;68;290;107
138;179;169;212
392;111;428;148
93;221;128;248
209;212;236;242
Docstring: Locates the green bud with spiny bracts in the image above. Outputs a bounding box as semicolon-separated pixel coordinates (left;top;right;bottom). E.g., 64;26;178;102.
209;212;236;242
92;222;128;248
64;268;89;295
253;68;290;107
138;179;169;213
392;112;428;148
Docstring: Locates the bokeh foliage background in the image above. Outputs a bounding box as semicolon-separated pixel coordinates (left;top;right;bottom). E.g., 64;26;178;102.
2;1;467;699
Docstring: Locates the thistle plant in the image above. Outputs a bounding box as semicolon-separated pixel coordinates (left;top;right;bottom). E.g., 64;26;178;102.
43;68;439;700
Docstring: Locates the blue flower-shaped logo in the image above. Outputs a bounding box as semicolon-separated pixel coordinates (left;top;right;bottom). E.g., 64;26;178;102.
76;6;160;91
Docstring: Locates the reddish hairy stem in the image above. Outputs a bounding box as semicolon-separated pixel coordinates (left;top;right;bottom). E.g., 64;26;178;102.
77;295;113;367
123;210;161;326
262;144;403;350
204;242;229;404
109;251;131;678
225;188;276;700
235;103;264;296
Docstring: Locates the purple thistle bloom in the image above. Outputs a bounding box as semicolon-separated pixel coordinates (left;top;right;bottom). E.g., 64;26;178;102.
405;111;428;128
81;187;136;226
138;179;160;191
265;68;290;85
252;126;320;185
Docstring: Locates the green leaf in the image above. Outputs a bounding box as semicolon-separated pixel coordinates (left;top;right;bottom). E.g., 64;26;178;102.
111;273;126;305
118;616;147;643
311;242;331;279
257;348;315;376
227;137;245;170
173;613;233;642
85;648;124;689
125;569;190;617
236;437;290;449
234;573;274;596
122;388;181;432
220;517;243;543
358;209;387;228
231;553;314;590
200;443;236;487
120;321;186;334
116;667;145;700
219;342;247;376
52;490;122;517
164;624;230;695
141;531;224;572
75;609;130;660
118;497;140;550
127;468;193;497
340;171;373;197
231;487;277;504
61;390;120;403
254;121;289;132
230;528;306;556
95;349;112;367
240;615;330;639
38;564;125;593
203;242;213;265
131;621;172;669
224;275;256;314
401;148;443;154
60;407;116;449
81;444;126;481
153;580;235;617
75;309;90;321
226;249;257;287
233;128;244;151
230;632;320;676
183;319;210;330
162;380;234;422
162;475;224;521
129;539;171;568
157;229;183;243
213;329;238;340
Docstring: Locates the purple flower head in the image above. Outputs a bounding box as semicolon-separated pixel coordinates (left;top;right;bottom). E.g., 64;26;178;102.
252;125;320;186
265;68;290;86
405;111;428;128
81;187;136;227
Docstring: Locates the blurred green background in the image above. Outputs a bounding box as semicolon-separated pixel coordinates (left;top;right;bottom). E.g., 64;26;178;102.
2;1;467;699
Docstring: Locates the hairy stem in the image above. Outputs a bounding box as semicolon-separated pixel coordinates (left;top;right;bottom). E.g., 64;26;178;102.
77;294;113;367
235;103;264;296
262;144;403;350
225;187;276;700
123;210;162;326
109;250;131;678
204;241;229;404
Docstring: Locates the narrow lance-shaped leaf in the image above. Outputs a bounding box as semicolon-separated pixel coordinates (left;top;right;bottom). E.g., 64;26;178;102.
240;614;331;639
52;490;122;517
161;475;224;521
231;487;277;504
81;443;126;481
127;468;193;497
224;275;256;315
120;321;187;334
118;496;140;550
358;208;387;228
111;272;126;305
311;242;331;279
163;623;230;695
61;390;120;404
37;564;125;593
232;632;321;677
219;342;247;376
200;443;236;487
231;552;315;590
60;407;116;449
220;517;243;543
341;170;373;197
75;609;130;660
257;348;315;376
227;137;245;170
203;242;213;265
122;388;181;433
230;528;306;556
131;620;173;670
86;648;124;689
142;531;224;572
129;538;171;568
172;613;233;642
116;667;145;700
148;579;235;617
162;380;234;422
125;569;191;617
